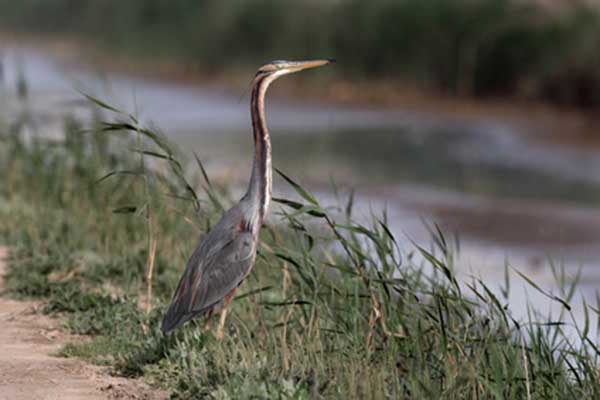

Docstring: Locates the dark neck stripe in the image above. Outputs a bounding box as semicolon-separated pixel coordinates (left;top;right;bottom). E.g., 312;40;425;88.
249;74;271;221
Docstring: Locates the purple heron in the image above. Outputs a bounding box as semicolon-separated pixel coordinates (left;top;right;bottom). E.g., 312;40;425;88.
161;59;334;338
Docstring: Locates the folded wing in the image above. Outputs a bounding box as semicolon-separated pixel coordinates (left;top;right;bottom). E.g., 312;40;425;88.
161;216;256;333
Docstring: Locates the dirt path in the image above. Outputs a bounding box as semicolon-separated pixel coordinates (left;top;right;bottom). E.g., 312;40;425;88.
0;247;166;400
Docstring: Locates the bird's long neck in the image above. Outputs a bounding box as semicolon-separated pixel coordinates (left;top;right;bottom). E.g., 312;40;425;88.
245;73;274;225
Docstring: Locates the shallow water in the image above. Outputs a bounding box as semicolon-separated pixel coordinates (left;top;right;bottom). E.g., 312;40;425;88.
1;46;600;337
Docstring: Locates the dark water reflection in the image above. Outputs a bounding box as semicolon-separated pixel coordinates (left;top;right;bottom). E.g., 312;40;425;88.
282;128;600;204
187;125;600;206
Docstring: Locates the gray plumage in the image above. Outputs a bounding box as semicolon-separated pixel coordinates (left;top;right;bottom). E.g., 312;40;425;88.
161;204;257;332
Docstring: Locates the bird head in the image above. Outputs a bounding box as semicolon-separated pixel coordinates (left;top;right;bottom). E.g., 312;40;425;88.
256;59;335;78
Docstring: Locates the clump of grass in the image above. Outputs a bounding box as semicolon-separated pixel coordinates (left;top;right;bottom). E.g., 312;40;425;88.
1;96;599;398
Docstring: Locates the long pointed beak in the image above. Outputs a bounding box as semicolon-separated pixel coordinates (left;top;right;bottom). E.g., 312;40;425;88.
288;59;335;72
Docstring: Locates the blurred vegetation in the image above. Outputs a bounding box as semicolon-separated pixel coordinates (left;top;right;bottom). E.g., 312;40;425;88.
1;0;600;107
1;92;600;398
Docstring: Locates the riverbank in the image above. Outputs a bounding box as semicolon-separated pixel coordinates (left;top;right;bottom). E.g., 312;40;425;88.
2;97;599;398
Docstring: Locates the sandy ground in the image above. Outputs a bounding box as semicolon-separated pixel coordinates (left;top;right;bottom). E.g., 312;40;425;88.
0;247;167;400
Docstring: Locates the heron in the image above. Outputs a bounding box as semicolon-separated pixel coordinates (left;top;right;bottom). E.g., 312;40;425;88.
161;59;334;338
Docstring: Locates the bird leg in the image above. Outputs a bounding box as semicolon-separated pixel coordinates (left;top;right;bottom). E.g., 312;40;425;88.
215;289;236;340
203;309;214;332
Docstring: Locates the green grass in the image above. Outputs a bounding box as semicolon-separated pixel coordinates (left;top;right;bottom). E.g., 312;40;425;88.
1;97;600;399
